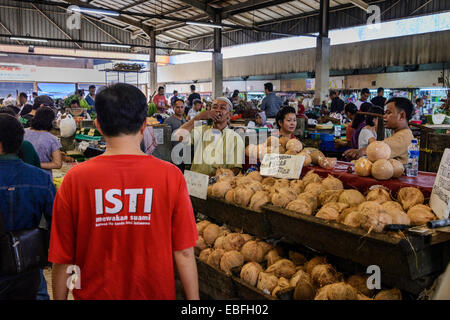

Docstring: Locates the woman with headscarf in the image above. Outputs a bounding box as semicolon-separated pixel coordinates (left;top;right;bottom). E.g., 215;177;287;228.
255;111;273;129
351;102;372;150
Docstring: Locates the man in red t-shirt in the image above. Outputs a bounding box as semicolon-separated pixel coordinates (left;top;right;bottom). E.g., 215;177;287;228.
152;86;168;114
49;83;199;300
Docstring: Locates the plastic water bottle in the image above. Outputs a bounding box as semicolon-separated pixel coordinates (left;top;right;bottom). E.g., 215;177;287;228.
334;125;341;138
406;139;419;177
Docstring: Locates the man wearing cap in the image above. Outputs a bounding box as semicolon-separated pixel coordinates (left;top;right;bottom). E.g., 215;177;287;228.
175;97;244;176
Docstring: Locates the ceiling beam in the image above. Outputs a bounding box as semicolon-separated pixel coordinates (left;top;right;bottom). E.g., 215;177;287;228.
221;0;296;18
348;0;370;11
177;0;215;16
0;19;23;45
120;0;149;11
161;32;190;45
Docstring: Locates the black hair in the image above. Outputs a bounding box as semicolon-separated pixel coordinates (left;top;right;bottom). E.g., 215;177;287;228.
30;106;55;131
32;92;38;96
377;87;384;94
386;97;414;121
416;97;423;103
190;85;196;91
173;90;178;93
361;88;370;95
352;102;372;129
71;99;80;107
232;90;239;98
0;114;24;154
0;106;18;117
344;103;357;115
158;86;164;91
77;89;84;96
95;83;147;137
366;105;384;127
329;90;337;96
193;99;202;105
32;102;42;110
276;106;296;129
19;92;28;99
264;82;274;92
89;85;96;90
173;98;185;105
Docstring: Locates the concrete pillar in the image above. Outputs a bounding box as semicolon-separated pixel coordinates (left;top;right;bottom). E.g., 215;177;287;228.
314;0;330;104
148;29;158;98
212;15;223;99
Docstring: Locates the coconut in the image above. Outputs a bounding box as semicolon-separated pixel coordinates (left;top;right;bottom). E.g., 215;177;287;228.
271;187;297;208
289;251;307;266
199;248;214;263
273;277;291;296
278;136;289;149
247;181;264;193
318;190;342;206
245;144;257;158
196;220;211;236
285;149;298;155
297;192;319;211
298;151;312;167
302;170;322;186
304;182;324;197
224;189;235;203
315;207;339;221
293;276;316;300
318;156;337;170
338;206;359;223
258;242;273;256
262;177;277;186
321;175;344;191
241;241;266;263
367;141;391;162
374;288;402;300
207;249;225;268
347;274;374;297
311;264;340;287
195;236;208;254
386;209;410;225
382;201;404;213
214;236;226;249
360;205;393;233
290;179;305;194
310;150;325;165
371;159;394;180
265;249;282;267
222;233;246;251
286;200;313;215
358;293;373;300
219;226;231;237
273;179;290;190
240;262;264;287
286;139;303;153
217;175;236;185
247;171;263;182
354;157;373;177
266;136;280;147
215;167;235;178
233;186;255;207
207;185;213;197
338;189;365;207
315;282;358;300
305;256;327;274
203;223;221;245
248;191;270;212
220;250;244;275
397;187;425;211
322;202;349;213
235;176;254;188
343;211;363;228
211;181;233;198
407;204;436;225
266;259;296;278
257;272;278;294
366;187;391;203
389;159;405;178
290;269;312;287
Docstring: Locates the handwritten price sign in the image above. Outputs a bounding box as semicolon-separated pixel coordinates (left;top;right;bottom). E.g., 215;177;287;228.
260;154;305;179
184;170;209;200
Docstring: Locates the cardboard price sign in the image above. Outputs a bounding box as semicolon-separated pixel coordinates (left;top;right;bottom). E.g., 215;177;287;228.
260;154;305;179
184;170;209;200
430;148;450;220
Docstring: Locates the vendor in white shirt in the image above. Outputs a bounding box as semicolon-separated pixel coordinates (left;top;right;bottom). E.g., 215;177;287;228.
357;105;384;149
355;88;371;110
186;99;203;120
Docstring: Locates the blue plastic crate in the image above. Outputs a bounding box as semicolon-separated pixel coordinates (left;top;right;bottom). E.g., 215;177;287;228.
320;133;335;142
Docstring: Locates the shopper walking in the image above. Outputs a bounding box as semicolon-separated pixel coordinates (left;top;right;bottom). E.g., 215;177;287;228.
355;88;371;109
371;87;387;107
259;82;283;118
49;83;199;300
187;85;201;109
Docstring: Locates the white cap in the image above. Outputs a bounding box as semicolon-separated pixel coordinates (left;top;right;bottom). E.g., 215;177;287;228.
214;97;233;111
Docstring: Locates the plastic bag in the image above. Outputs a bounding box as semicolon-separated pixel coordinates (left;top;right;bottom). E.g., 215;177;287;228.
59;114;77;137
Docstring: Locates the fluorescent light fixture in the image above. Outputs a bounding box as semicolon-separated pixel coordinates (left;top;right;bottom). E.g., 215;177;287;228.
171;49;190;53
10;37;48;43
271;32;293;37
0;53;8;57
186;21;223;29
100;43;131;49
419;87;449;91
70;7;119;16
50;56;76;60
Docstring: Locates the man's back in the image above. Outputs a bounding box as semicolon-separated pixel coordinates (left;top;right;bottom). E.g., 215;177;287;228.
49;155;197;300
188;92;201;107
260;93;282;117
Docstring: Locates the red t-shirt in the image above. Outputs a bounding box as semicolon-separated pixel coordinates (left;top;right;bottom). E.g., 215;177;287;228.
153;94;167;108
49;155;197;300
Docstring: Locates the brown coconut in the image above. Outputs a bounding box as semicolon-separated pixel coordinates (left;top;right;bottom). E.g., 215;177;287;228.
214;236;226;249
397;187;425;211
262;177;277;186
233;186;255;207
196;220;211;236
222;233;246;251
338;189;365;207
321;175;344;191
311;264;340;287
407;204;436;225
347;274;374;297
249;191;270;212
195;236;208;254
298;151;312;167
374;288;402;300
366;187;391;203
319;190;343;206
367;141;391;162
343;211;363;228
203;224;221;245
207;249;225;268
310;150;325;165
273;178;290;190
257;272;278;294
241;241;266;263
304;182;324;197
279;136;290;149
290;269;312;288
286;200;313;215
297;192;319;211
199;248;214;263
211;181;233;198
305;256;327;274
265;249;282;267
265;259;296;278
224;188;235;204
315;282;358;300
271;187;297;208
371;159;394;180
220;250;244;275
266;136;280;147
247;171;263;182
302;170;322;186
360;205;393;232
286;139;303;153
290;179;305;194
315;207;340;221
322;202;349;213
354;157;373;177
240;262;264;287
389;159;405;178
293;276;316;300
318;156;337;170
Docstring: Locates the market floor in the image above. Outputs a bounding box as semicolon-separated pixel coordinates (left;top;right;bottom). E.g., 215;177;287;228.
43;267;74;300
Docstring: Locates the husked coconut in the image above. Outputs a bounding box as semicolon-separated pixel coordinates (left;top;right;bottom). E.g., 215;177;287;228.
233;186;255;207
366;187;391;203
298;151;312;167
279;136;290;149
304;182;324;197
371;159;394;180
321;175;344;191
311;264;340;287
241;233;253;242
219;226;231;237
240;262;264;287
265;259;296;278
319;190;343;206
293;276;316;300
271;188;297;208
297;192;319;211
220;250;244;275
199;248;214;263
265;249;282;267
397;187;425;211
196;220;211;236
195;236;208;253
407;204;436;225
241;241;265;263
386;210;410;225
286;200;313;215
272;277;291;297
302;170;322;186
315;207;339;221
224;188;235;203
257;272;278;294
273;179;290;190
305;256;327;274
211;181;233;198
360;206;393;233
203;224;221;245
374;288;402;300
315;282;358;300
290;269;312;287
207;249;225;268
343;211;363;228
214;236;226;249
338;189;365;207
318;156;337;170
266;136;279;147
354;158;372;177
322;202;349;213
247;171;263;182
310;150;325;165
235;176;254;187
358;201;383;213
367;141;391;162
338;206;359;223
215;167;235;178
217;175;236;186
262;177;277;186
357;293;373;300
289;251;307;266
258;242;273;256
347;274;374;297
222;233;246;251
290;179;305;194
247;181;264;193
285;149;298;155
286;139;303;153
389;159;405;178
382;201;404;213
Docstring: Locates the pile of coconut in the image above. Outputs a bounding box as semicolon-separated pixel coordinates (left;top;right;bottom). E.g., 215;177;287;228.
196;220;402;300
353;141;405;180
